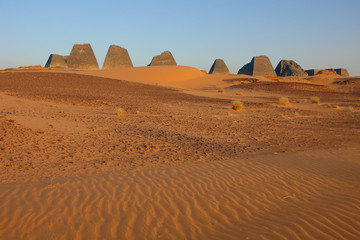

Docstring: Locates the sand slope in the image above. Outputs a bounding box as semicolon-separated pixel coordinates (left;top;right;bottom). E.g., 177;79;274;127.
1;71;360;239
0;149;360;240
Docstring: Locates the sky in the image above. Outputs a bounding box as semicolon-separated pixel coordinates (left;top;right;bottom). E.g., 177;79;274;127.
1;0;360;75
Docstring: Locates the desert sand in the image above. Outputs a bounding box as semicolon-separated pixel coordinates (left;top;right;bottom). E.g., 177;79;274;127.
0;67;360;239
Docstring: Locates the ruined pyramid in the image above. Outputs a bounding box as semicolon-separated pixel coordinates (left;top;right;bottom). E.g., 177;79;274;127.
208;59;230;74
67;43;99;70
148;51;176;66
44;54;68;69
102;45;133;70
275;60;307;77
238;55;276;76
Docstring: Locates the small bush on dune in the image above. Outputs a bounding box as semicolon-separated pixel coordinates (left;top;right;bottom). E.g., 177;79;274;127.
218;88;225;93
278;97;291;107
348;106;355;112
310;96;320;104
115;107;125;116
327;104;341;109
232;101;243;111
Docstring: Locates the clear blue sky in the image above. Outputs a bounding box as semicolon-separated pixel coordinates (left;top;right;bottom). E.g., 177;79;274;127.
1;0;360;75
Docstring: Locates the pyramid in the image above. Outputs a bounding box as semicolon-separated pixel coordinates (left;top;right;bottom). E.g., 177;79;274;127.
238;55;276;76
102;45;133;70
44;54;68;69
334;68;349;77
305;69;321;76
275;60;307;77
208;59;230;74
67;43;99;70
148;51;176;66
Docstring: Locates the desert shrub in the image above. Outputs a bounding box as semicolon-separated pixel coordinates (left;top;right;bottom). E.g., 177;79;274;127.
218;88;225;93
232;101;243;111
310;96;320;104
348;106;355;112
278;97;291;107
327;104;341;109
115;107;125;116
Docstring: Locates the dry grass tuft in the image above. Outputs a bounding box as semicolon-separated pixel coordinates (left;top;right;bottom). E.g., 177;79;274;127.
218;88;225;93
115;107;125;116
310;96;320;104
348;106;355;112
327;104;341;109
232;101;243;111
278;97;291;107
295;99;307;103
235;92;243;96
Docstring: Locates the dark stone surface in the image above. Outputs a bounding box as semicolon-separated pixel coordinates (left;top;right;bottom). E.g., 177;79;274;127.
148;51;177;66
208;59;230;74
275;60;308;77
237;62;252;75
44;54;68;68
238;56;276;76
334;68;349;77
67;44;99;70
307;68;349;76
102;45;133;70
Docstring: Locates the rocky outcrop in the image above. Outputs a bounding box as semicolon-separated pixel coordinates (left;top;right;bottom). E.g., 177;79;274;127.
208;59;230;74
275;60;307;77
102;45;133;70
44;54;68;68
148;51;176;66
238;56;276;76
67;43;99;70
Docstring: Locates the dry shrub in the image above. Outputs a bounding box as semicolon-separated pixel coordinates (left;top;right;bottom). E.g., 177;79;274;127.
218;88;225;93
236;92;243;96
115;107;125;116
348;106;355;112
310;96;320;104
327;104;341;109
232;101;243;111
295;99;307;103
278;97;291;107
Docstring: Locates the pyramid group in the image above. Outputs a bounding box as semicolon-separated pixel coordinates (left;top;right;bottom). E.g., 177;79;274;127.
45;44;350;76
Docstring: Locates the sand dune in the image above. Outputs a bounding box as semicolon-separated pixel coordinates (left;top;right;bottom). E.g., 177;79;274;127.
0;149;359;240
1;71;360;239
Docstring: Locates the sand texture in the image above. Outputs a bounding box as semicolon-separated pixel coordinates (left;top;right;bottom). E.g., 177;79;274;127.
0;68;360;239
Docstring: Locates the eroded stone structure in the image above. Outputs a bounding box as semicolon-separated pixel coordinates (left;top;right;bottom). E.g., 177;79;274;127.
208;59;230;74
102;45;133;70
44;54;68;68
148;51;176;66
275;60;307;77
67;43;99;70
238;56;276;76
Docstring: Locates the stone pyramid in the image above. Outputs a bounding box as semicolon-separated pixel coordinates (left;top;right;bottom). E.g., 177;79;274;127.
102;45;133;70
44;54;68;68
275;60;307;77
148;51;176;66
334;68;349;76
238;55;276;76
208;59;230;74
67;43;99;70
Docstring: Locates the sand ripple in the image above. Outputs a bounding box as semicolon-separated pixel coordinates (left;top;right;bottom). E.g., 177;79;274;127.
1;151;359;240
